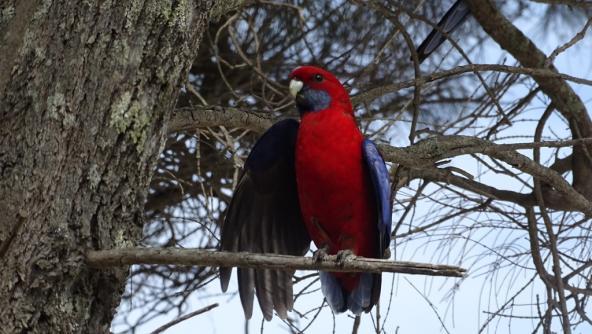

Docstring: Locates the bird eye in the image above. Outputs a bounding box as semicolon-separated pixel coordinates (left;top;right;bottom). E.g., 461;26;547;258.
314;74;323;82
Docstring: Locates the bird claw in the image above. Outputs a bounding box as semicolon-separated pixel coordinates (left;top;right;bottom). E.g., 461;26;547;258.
313;246;329;262
336;249;355;265
382;248;391;259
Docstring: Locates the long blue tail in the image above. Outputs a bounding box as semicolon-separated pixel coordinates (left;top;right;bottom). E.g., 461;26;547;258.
320;272;381;314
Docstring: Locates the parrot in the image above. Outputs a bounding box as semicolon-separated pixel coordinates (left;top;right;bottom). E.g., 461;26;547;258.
219;65;392;320
218;2;470;320
416;0;470;63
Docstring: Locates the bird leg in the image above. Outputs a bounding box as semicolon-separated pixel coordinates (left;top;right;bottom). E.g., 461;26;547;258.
336;249;355;266
313;245;330;262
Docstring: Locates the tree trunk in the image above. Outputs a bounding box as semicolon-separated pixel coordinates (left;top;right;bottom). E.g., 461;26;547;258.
0;1;216;332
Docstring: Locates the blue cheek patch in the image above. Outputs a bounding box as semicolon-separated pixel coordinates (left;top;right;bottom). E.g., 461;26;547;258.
296;87;331;114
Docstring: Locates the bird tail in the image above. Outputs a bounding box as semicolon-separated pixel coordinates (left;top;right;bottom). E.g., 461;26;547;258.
416;0;470;63
320;272;382;315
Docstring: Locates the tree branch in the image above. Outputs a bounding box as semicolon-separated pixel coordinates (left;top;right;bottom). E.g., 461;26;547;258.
379;136;592;216
86;248;467;277
465;0;592;200
465;0;591;125
353;64;592;106
166;103;592;214
169;106;274;134
168;63;592;136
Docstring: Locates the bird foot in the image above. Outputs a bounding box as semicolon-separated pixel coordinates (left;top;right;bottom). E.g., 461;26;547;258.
382;247;391;259
336;249;355;265
313;246;329;262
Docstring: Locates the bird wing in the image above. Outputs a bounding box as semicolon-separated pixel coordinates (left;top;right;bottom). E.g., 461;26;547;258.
219;119;311;321
416;0;470;63
362;139;392;259
358;139;392;311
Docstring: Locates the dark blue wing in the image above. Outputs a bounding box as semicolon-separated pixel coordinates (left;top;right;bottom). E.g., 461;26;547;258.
358;139;392;312
362;139;392;258
219;119;311;321
416;0;470;63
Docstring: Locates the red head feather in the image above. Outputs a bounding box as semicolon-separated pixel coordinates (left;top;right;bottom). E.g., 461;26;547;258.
289;66;352;114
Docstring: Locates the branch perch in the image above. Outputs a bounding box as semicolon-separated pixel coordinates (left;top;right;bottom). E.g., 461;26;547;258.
86;248;466;278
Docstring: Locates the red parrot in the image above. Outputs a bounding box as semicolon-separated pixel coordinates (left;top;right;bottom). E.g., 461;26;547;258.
219;66;392;320
218;2;470;320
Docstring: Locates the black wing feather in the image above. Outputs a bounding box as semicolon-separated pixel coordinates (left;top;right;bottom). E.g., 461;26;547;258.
416;0;470;63
220;119;311;320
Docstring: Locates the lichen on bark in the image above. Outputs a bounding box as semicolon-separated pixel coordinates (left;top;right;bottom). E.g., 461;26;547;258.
209;0;243;21
0;0;216;332
109;91;151;152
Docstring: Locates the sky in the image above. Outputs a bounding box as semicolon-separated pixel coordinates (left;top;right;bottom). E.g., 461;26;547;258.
111;2;592;333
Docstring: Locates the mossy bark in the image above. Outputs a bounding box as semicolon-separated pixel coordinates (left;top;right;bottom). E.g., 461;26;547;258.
0;1;215;332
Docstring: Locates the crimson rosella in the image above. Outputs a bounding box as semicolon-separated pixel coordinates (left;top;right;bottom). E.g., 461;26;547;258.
219;66;392;320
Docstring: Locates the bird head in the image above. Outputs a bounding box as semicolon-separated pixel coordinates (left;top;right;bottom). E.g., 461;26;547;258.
288;66;352;115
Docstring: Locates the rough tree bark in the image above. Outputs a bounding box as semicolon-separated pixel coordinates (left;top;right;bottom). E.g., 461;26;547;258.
0;1;223;332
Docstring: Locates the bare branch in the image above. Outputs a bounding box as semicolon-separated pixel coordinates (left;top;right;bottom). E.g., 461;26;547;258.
546;16;592;65
353;64;592;106
165;101;592;214
168;63;592;137
169;106;274;134
466;0;592;200
86;248;467;277
379;136;592;215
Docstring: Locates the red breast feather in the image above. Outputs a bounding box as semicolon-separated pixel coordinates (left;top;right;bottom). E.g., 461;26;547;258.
295;105;378;291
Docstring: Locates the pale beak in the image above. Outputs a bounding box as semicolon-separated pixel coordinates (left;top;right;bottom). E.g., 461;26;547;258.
289;79;303;97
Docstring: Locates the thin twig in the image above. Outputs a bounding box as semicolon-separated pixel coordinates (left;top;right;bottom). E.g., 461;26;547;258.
404;277;451;334
351;315;361;334
150;303;219;334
